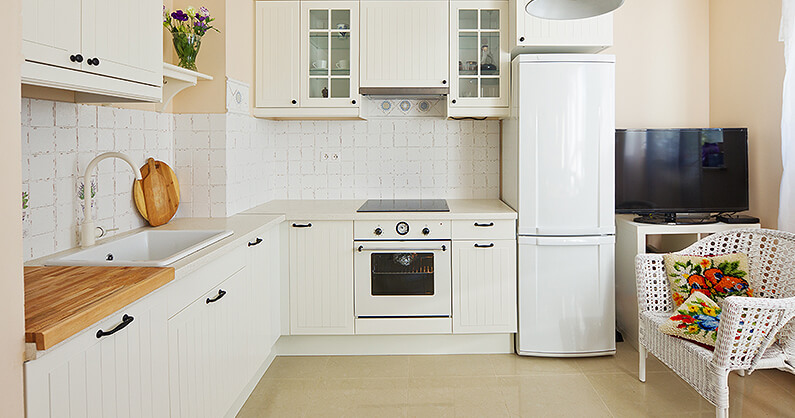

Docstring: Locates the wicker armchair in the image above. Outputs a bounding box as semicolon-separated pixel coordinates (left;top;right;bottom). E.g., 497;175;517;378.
635;228;795;418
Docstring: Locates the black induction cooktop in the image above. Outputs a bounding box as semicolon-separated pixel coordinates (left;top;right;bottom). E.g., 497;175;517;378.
357;199;450;212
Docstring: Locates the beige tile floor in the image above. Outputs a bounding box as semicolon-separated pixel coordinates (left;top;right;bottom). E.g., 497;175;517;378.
237;342;795;418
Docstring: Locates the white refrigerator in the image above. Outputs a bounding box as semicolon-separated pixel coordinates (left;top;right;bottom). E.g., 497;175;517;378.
502;54;616;357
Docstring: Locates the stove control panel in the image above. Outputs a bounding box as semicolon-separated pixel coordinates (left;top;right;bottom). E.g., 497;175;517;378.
354;220;451;240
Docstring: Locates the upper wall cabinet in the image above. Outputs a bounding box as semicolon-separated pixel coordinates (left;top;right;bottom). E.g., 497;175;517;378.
449;0;510;118
22;0;162;102
255;1;360;119
359;0;449;89
509;0;612;53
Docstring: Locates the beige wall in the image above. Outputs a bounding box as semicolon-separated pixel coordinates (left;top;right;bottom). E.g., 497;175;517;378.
171;0;228;113
709;0;784;228
225;0;256;88
606;0;711;128
3;0;26;416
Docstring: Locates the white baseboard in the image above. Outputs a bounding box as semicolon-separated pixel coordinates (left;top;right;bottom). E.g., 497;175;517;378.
273;333;515;356
225;351;278;418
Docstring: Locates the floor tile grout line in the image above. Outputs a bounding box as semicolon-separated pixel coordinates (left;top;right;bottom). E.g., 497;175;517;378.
582;373;618;418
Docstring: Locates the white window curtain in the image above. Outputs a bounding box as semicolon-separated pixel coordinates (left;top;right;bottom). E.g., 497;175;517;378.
780;0;795;231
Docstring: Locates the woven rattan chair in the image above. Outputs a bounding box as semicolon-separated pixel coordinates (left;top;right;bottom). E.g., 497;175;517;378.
635;228;795;418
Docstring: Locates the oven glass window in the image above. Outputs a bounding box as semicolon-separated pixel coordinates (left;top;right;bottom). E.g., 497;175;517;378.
371;252;434;295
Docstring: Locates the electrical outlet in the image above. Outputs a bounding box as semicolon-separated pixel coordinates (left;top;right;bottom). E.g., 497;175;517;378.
319;150;341;162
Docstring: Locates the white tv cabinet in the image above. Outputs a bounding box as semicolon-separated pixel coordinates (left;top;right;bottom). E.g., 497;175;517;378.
614;214;761;349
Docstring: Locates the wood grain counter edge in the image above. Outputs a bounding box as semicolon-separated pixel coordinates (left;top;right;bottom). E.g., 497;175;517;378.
25;266;175;351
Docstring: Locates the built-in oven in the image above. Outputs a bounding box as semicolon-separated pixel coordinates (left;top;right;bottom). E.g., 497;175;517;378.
353;220;452;320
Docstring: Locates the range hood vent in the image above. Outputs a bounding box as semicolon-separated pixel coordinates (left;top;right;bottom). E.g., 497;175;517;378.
359;87;449;97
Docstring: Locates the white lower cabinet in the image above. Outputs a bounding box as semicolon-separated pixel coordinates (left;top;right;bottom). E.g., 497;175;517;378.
247;225;281;369
24;291;169;418
167;267;249;418
289;220;354;335
452;239;517;333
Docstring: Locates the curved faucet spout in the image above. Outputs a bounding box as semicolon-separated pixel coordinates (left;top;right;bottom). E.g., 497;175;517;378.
81;152;143;247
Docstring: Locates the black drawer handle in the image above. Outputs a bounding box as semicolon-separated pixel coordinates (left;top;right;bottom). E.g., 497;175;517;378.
96;314;134;338
70;54;83;63
292;223;312;228
248;237;263;246
474;243;495;248
474;222;494;227
206;289;227;304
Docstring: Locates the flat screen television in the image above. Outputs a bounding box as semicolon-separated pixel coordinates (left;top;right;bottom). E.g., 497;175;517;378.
615;128;749;224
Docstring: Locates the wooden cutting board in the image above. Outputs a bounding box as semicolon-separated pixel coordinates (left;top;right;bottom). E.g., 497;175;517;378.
133;158;180;226
24;266;174;350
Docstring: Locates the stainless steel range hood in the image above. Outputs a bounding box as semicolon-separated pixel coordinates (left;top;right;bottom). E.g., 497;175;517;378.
359;87;449;97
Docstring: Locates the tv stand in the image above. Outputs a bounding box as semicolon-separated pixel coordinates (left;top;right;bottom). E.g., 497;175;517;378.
632;213;718;225
614;215;760;350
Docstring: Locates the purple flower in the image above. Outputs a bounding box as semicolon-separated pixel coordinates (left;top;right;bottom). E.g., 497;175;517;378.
171;10;188;21
195;13;205;21
200;6;210;17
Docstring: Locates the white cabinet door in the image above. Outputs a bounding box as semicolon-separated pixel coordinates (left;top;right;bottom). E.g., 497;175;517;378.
449;0;510;115
289;220;354;335
167;268;249;418
256;1;301;108
300;1;360;108
452;239;517;333
247;225;280;370
22;0;82;71
80;0;162;86
25;291;169;418
360;0;449;88
511;0;612;53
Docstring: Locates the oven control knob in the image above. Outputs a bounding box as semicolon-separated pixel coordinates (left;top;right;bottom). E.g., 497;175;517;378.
422;227;430;235
374;227;382;235
396;221;409;235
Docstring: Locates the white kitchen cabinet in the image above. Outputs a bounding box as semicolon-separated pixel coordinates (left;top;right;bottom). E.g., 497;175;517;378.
452;239;517;333
25;291;169;418
22;0;162;101
289;220;354;335
246;225;281;369
360;0;449;89
509;0;612;53
167;267;249;418
449;0;510;118
256;1;300;108
255;1;360;118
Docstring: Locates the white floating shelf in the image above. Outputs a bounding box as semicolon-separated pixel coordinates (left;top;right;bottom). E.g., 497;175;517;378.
158;62;213;111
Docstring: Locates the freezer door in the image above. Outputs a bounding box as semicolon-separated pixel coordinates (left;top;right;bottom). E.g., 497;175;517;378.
516;236;615;356
515;58;615;236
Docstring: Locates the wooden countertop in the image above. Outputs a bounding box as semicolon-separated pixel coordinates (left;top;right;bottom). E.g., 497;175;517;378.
25;266;174;350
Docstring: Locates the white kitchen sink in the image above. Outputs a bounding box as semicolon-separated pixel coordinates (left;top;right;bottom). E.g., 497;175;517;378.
44;229;234;267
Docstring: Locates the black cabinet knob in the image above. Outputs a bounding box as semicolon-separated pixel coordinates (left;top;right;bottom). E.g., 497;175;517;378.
422;227;430;235
519;36;525;42
86;57;100;66
70;54;83;63
374;227;382;235
451;99;457;104
93;58;100;66
351;99;357;105
291;99;297;105
442;79;447;84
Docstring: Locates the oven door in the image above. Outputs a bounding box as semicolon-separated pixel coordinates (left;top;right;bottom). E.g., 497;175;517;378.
354;240;452;317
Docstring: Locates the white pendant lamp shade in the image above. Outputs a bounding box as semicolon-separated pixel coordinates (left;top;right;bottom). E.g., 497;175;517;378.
525;0;624;20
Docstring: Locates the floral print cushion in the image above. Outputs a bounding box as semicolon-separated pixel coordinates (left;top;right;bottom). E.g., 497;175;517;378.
663;253;752;308
659;293;722;347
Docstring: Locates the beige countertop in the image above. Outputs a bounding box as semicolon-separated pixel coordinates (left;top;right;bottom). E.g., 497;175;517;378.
242;199;517;220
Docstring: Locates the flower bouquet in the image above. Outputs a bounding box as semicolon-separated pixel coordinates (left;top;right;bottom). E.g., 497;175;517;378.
163;6;218;71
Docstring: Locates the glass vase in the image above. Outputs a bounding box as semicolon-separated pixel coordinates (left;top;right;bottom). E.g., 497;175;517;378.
172;32;202;71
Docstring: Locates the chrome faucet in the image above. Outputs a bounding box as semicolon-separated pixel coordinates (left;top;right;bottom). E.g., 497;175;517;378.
80;152;143;248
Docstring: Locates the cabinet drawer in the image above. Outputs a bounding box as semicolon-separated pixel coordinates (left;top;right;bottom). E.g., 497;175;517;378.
452;219;515;240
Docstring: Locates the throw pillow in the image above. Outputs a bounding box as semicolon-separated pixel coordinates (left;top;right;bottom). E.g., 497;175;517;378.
663;253;752;307
659;292;722;347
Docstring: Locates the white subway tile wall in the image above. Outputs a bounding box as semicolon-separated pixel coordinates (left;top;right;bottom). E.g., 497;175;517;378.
21;99;174;261
22;99;499;261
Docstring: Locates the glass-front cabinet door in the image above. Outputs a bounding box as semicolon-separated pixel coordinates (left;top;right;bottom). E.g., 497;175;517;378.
300;2;359;108
450;1;509;115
